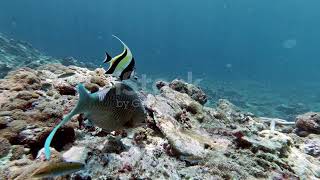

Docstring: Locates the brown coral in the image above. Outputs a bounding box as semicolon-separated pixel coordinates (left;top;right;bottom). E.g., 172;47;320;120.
90;76;106;87
54;81;76;96
296;112;320;135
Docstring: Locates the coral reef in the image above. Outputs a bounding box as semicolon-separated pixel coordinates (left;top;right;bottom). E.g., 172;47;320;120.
168;79;207;105
0;33;96;78
0;40;319;179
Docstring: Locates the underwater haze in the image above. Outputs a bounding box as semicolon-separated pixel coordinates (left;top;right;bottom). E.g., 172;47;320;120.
2;1;320;179
0;0;320;119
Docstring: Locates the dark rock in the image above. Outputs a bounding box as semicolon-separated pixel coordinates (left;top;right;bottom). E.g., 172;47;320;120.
295;112;320;135
10;145;25;160
133;130;148;145
174;110;192;129
156;81;168;90
234;131;252;149
0;116;9;129
0;137;11;158
118;163;133;173
73;174;92;180
0;130;17;143
169;79;207;105
101;136;127;154
54;81;76;96
295;130;310;137
40;83;52;91
163;142;178;157
85;83;100;93
229;124;238;130
15;125;75;158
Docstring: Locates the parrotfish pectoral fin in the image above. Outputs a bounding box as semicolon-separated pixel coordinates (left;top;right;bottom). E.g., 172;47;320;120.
104;52;112;63
44;84;90;160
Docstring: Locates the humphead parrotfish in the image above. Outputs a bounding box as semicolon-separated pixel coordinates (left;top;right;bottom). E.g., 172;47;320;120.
44;82;146;160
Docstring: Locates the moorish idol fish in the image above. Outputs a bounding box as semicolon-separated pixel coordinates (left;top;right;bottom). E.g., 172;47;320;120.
104;35;135;81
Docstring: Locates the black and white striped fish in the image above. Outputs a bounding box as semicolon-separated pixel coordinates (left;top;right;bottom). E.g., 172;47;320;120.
104;35;136;81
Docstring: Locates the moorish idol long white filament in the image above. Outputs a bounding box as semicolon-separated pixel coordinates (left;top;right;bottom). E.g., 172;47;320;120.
104;35;135;81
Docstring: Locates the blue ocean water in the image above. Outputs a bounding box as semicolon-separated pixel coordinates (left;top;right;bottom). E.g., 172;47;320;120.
0;0;319;119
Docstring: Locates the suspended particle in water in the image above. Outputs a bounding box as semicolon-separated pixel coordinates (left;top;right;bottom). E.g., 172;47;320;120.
225;63;232;68
247;8;254;14
282;39;297;49
11;21;17;28
153;48;161;55
225;63;233;72
223;3;228;9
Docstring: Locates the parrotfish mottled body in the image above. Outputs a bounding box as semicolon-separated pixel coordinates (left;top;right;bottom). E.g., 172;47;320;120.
44;82;146;160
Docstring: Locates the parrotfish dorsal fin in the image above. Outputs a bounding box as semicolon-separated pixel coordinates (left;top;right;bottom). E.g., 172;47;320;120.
44;84;90;160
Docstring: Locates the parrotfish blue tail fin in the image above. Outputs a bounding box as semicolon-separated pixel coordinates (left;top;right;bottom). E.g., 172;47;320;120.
44;84;90;160
44;113;74;160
